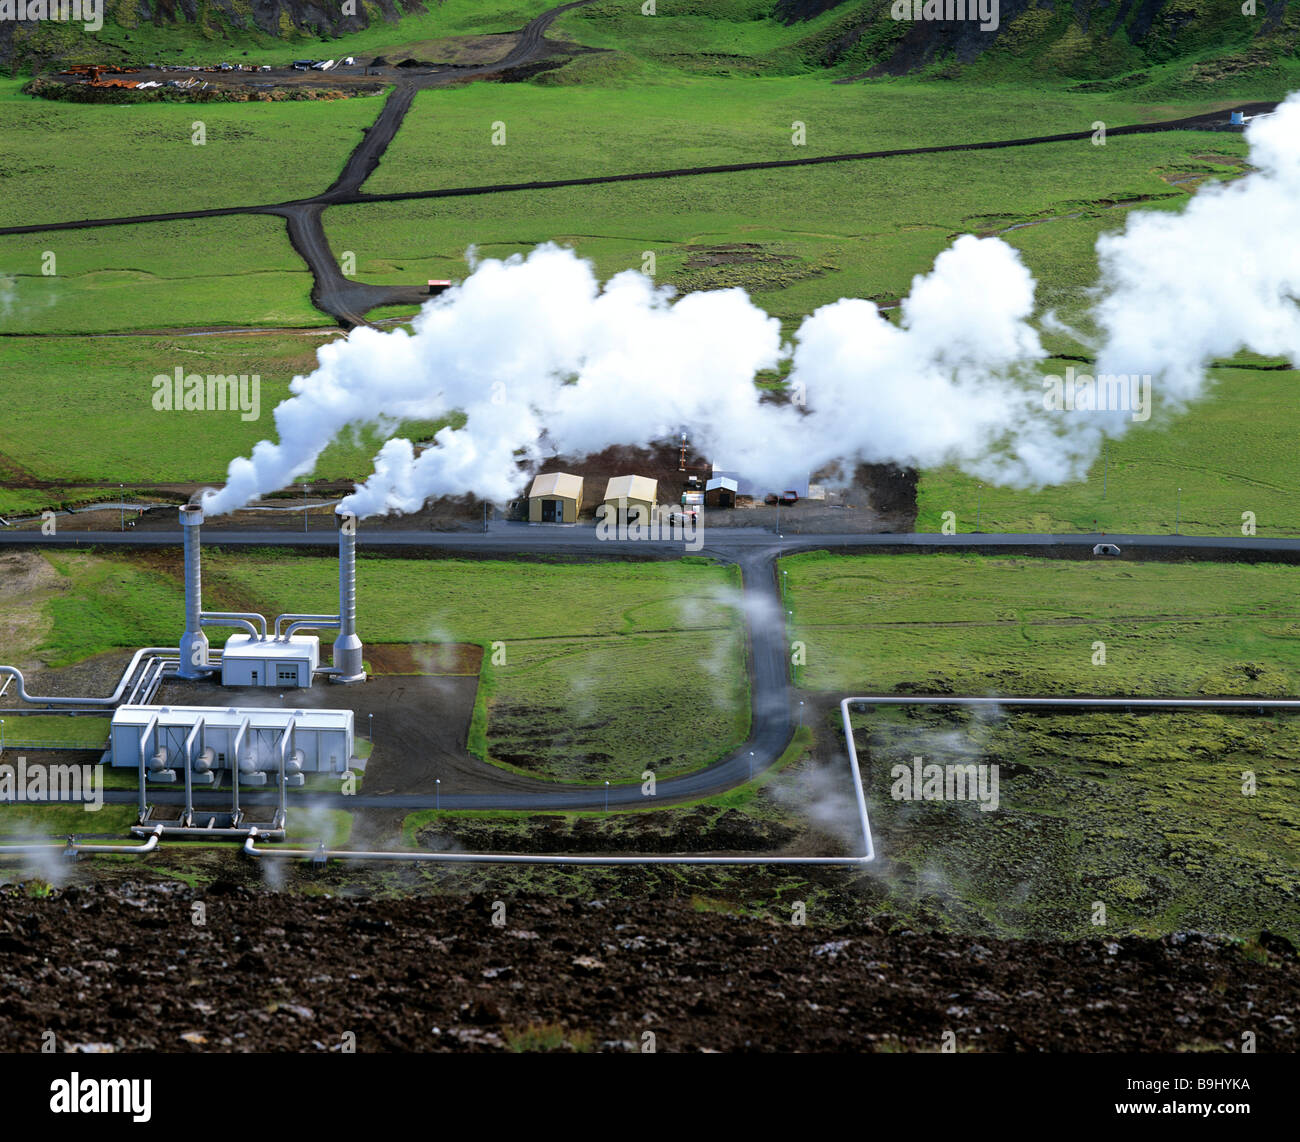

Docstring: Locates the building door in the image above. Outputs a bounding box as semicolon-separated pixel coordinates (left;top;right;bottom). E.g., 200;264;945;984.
251;670;258;686
542;498;561;523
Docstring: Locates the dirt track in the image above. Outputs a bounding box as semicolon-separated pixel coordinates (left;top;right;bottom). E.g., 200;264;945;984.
1;882;1294;1052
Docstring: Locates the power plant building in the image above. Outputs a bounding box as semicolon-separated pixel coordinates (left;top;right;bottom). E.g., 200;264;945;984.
528;472;583;524
602;475;658;525
220;634;320;688
109;704;356;778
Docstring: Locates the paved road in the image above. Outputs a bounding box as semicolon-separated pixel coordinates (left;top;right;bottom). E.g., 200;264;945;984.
6;524;1300;556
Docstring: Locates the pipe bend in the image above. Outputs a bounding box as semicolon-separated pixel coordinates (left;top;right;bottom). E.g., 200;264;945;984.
0;647;177;707
202;611;268;638
273;613;340;639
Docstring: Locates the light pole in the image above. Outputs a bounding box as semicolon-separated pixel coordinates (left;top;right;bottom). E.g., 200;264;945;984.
368;712;373;741
119;484;124;532
749;750;754;781
976;484;982;532
303;483;310;532
1102;441;1108;501
798;700;804;728
1;719;5;755
1175;487;1182;535
436;778;440;810
604;780;610;812
782;570;788;605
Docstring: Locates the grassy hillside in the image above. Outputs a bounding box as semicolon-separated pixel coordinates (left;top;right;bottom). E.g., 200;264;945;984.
1;0;563;74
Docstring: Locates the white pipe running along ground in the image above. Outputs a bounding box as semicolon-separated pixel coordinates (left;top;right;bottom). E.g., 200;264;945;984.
243;709;876;865
0;647;188;707
0;824;163;858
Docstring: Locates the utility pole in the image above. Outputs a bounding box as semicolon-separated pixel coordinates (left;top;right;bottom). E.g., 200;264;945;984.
119;484;124;532
303;483;309;532
976;484;982;532
1175;487;1182;535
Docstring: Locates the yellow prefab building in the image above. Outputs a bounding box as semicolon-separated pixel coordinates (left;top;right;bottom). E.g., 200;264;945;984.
528;472;583;523
601;475;658;526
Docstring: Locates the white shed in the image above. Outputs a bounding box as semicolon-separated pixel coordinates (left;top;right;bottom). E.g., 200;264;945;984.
220;634;319;688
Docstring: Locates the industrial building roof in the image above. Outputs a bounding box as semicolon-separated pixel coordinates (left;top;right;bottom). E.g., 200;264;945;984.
528;472;584;500
221;635;320;660
603;475;658;503
111;705;353;732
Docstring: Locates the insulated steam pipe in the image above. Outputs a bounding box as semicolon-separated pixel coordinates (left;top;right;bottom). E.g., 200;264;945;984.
277;718;296;826
0;824;163;858
331;511;365;683
244;832;873;868
280;617;341;640
0;647;180;708
202;612;268;639
137;710;159;819
201;615;262;640
177;504;209;679
231;715;250;821
241;831;871;866
273;614;338;639
183;716;205;826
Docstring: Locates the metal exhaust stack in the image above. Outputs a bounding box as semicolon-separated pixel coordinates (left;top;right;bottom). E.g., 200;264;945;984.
331;510;365;683
177;504;209;679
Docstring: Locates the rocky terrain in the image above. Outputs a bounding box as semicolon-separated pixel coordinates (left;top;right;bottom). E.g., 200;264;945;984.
0;881;1295;1052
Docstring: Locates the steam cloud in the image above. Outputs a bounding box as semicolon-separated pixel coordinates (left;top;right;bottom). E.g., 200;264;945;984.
201;95;1300;519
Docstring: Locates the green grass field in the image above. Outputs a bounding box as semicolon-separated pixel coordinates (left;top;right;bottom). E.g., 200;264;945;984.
333;129;1248;332
365;75;1231;196
0;77;380;224
0;332;465;512
782;551;1300;695
0;215;319;333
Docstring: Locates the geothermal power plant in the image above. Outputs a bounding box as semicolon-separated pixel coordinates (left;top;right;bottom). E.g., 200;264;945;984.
0;505;370;835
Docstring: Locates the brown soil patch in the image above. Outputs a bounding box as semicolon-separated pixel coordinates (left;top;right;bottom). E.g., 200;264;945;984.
682;243;796;269
367;642;483;676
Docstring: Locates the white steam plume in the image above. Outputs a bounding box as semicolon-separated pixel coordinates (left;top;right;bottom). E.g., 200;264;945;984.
201;96;1300;519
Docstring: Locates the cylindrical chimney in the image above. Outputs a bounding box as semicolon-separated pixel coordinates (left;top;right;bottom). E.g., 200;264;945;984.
331;510;365;683
177;504;209;679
